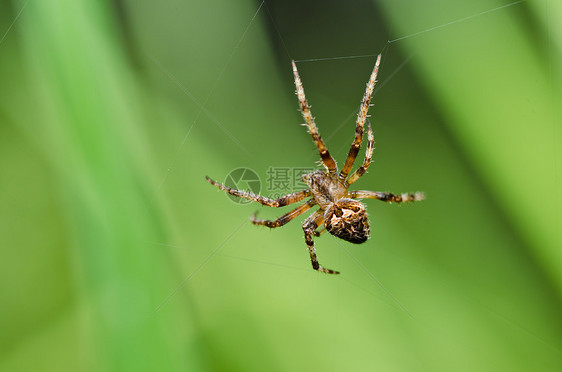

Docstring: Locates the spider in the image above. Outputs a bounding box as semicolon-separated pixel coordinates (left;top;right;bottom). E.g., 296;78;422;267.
206;54;425;274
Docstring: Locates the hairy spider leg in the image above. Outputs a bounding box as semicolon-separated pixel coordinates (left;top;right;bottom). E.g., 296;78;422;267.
206;176;312;207
292;61;338;174
251;199;316;228
346;120;374;185
303;210;339;274
349;190;426;203
313;225;327;237
339;54;381;180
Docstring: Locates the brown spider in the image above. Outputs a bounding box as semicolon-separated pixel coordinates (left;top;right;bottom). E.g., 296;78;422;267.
206;54;425;274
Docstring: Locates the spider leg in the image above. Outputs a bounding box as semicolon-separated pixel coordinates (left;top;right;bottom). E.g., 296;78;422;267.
251;199;316;228
349;190;425;203
339;54;381;180
303;210;339;274
206;176;312;207
346;119;374;185
313;225;327;237
292;61;338;174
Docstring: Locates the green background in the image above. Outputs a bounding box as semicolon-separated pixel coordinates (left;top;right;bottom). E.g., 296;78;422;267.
1;0;560;371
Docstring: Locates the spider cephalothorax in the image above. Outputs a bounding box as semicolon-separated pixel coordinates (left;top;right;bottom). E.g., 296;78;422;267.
206;54;425;274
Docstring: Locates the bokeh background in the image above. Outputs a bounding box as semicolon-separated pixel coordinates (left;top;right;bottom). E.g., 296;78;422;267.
1;0;561;371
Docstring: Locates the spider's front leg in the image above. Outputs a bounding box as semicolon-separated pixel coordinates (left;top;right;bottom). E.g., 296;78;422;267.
292;61;338;174
206;176;312;207
340;54;381;181
302;210;339;275
346;120;374;185
350;190;425;203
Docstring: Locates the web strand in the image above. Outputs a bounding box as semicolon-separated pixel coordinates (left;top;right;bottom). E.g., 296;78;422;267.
338;242;416;319
388;0;525;43
146;1;264;212
149;220;248;317
149;56;249;155
263;1;292;60
0;0;28;45
294;54;380;63
292;1;524;63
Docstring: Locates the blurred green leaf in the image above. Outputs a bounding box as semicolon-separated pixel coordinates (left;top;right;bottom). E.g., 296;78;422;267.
1;0;560;371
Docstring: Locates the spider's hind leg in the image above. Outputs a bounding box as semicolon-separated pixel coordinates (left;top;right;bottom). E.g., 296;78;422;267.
303;210;339;274
313;226;327;237
251;200;315;228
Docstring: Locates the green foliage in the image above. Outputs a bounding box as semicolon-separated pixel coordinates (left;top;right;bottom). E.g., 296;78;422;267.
0;0;560;371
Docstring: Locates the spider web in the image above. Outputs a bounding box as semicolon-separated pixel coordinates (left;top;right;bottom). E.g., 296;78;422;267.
108;1;559;368
0;0;562;370
144;0;562;366
148;0;528;316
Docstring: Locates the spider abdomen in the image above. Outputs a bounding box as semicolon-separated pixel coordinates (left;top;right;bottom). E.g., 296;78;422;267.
324;199;370;244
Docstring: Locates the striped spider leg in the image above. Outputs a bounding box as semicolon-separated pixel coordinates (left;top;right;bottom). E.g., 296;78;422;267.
292;60;338;174
205;176;311;208
206;54;425;275
349;190;426;203
303;210;339;274
339;54;381;181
